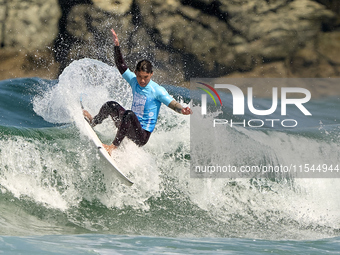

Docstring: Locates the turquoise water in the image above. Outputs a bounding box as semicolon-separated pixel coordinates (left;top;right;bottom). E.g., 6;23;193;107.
1;59;340;254
1;235;340;254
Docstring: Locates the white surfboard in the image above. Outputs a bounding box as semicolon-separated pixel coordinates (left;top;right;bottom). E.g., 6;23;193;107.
82;115;134;187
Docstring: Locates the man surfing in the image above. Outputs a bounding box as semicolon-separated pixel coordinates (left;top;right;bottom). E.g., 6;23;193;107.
83;28;192;155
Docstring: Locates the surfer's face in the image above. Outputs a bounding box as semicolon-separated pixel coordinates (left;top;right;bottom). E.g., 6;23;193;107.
135;71;153;87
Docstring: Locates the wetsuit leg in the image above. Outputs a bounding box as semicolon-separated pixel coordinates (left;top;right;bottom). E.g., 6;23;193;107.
93;101;151;147
92;101;125;128
113;110;151;147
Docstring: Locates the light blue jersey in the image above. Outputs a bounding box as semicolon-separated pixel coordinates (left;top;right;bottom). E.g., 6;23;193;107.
122;69;174;132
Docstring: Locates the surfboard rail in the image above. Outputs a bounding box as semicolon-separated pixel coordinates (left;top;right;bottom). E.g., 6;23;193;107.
82;116;134;187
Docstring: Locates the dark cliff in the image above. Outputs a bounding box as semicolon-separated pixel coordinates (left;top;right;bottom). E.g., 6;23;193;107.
0;0;339;83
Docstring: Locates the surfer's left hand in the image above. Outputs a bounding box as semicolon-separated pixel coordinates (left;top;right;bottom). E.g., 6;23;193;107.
181;107;193;115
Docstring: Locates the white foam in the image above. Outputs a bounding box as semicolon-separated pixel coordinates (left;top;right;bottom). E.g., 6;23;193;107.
186;106;340;238
4;58;338;238
30;58;169;209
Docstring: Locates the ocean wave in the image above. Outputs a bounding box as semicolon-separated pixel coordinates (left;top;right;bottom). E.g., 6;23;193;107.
0;59;340;240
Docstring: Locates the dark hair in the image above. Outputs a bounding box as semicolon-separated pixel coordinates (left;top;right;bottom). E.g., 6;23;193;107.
135;59;153;73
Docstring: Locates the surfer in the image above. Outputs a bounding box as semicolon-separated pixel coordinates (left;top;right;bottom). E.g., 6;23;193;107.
83;28;192;155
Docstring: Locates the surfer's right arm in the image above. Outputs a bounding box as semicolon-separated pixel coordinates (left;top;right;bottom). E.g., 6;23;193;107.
111;28;128;75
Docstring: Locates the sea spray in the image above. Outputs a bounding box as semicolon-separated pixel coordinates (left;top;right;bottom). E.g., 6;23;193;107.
0;60;339;239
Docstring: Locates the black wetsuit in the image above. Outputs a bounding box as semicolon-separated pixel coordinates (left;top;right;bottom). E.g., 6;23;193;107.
91;46;151;147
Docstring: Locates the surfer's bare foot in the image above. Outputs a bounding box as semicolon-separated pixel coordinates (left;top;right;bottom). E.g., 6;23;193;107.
103;143;117;155
83;110;93;123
